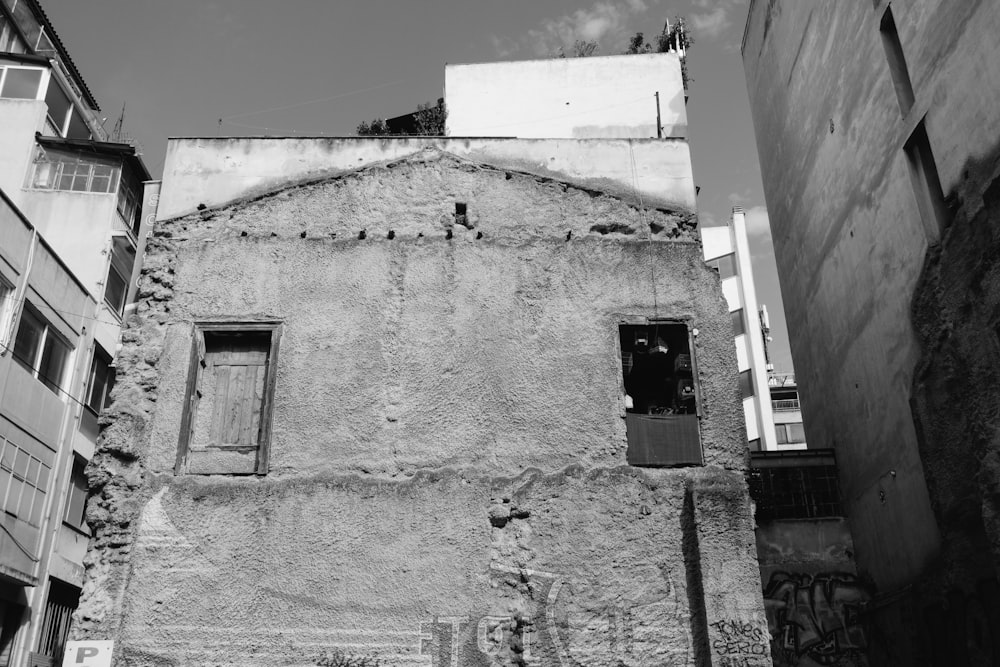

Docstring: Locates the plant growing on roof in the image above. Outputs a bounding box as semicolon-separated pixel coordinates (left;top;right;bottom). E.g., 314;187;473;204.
356;99;446;136
623;16;694;89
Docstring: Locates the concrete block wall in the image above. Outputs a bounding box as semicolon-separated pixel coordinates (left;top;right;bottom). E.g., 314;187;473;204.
743;0;1000;663
73;144;770;666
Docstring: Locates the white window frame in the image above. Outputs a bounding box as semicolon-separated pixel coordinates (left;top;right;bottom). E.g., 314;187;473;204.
29;146;121;194
0;63;48;101
0;274;14;349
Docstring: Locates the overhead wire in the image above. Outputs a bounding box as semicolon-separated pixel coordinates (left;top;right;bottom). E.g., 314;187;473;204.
0;337;91;412
218;78;408;122
217;94;655;137
627;139;659;320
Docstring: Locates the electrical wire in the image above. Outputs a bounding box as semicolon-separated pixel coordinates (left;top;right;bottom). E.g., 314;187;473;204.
627;139;659;319
0;337;91;412
0;522;39;562
219;78;408;122
218;94;654;137
1;293;129;329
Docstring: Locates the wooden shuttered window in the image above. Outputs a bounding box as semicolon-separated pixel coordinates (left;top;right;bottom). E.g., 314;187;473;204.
176;324;281;475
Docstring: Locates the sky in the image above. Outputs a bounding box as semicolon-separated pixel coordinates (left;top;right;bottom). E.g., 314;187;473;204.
41;0;794;371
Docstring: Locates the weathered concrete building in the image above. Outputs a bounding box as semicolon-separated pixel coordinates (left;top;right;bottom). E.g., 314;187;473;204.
76;135;773;667
743;1;1000;664
73;52;773;666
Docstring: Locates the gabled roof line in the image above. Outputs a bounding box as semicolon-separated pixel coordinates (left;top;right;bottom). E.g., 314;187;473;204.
158;147;692;225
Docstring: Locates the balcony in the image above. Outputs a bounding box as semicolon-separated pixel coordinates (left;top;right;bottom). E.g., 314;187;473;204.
747;449;842;521
772;398;800;412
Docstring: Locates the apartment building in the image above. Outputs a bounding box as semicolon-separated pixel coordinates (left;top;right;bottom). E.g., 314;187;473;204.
0;1;148;664
743;1;1000;663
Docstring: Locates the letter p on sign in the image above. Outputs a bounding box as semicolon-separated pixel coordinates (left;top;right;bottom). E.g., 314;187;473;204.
62;641;114;667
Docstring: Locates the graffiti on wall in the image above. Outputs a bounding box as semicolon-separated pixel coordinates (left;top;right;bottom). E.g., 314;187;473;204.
762;572;872;667
709;619;771;666
418;564;693;666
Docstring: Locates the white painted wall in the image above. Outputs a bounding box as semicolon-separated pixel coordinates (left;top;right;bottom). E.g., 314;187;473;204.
445;53;687;139
158;137;697;222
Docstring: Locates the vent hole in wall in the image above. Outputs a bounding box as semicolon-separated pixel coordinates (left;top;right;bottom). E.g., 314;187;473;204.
455;202;469;228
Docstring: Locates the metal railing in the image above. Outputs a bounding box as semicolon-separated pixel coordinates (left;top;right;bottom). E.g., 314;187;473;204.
772;398;800;412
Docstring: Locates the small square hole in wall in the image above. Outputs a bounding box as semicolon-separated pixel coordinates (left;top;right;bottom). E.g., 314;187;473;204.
454;202;467;227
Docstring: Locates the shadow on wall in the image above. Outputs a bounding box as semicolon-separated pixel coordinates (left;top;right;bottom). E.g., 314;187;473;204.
908;139;1000;666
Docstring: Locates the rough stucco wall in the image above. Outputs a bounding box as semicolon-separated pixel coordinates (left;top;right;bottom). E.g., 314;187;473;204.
743;1;1000;665
76;149;769;666
908;144;1000;666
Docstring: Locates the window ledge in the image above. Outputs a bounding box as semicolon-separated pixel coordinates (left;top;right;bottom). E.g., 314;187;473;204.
62;520;91;537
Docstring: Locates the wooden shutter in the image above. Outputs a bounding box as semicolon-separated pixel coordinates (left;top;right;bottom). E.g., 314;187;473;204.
206;342;267;447
184;332;271;475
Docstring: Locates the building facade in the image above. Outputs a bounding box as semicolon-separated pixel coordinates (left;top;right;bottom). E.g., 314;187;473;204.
743;1;1000;664
73;52;774;667
0;1;148;664
701;208;786;452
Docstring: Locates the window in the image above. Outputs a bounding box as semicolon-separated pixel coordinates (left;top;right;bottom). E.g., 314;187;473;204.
85;346;115;414
63;456;88;531
116;168;141;236
0;434;51;527
176;323;282;475
710;253;737;280
620;321;702;467
44;78;71;133
34;579;80;665
748;454;842;521
12;304;71;395
29;146;120;194
0;65;42;99
0;276;14;347
730;309;745;336
739;369;754;399
775;423;807;445
103;237;134;316
0;16;28;53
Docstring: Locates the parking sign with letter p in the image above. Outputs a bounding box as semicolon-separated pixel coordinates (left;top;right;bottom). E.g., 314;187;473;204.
62;641;114;667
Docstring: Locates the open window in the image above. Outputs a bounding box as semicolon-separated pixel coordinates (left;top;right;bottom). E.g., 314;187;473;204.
620;320;702;467
103;236;134;316
175;323;281;475
63;455;89;532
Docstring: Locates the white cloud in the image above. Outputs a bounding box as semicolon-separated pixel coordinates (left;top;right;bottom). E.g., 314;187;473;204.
690;6;731;39
490;35;516;59
728;188;753;205
492;0;659;58
743;205;773;243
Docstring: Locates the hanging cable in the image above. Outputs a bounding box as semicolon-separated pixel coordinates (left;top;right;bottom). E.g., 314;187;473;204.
627;140;659;320
219;78;407;122
0;337;91;411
